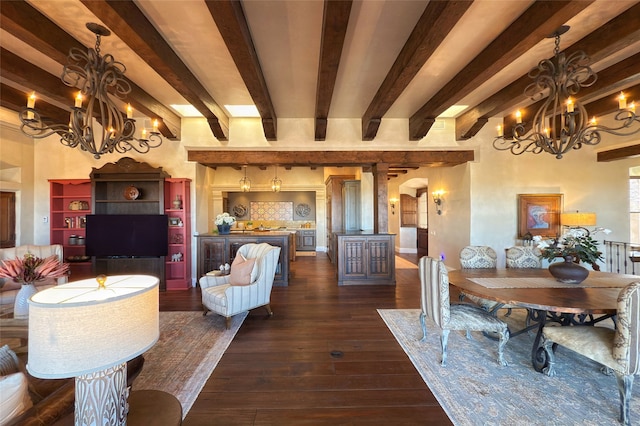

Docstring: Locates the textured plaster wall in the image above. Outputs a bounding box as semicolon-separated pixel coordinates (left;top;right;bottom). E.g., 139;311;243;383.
2;106;639;277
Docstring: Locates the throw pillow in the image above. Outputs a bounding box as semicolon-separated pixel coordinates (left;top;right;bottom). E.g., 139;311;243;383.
0;372;33;424
0;345;19;376
229;255;257;286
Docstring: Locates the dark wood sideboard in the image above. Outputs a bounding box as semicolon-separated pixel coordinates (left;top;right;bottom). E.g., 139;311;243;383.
195;232;291;286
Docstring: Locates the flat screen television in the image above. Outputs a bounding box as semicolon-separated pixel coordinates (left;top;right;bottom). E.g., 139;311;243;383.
85;214;168;257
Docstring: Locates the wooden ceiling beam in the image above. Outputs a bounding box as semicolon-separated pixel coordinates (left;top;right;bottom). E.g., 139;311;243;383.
0;1;182;140
80;0;227;140
361;1;471;141
187;150;474;168
205;0;277;141
409;0;593;141
456;3;640;140
1;49;79;109
315;0;353;141
598;144;640;162
0;83;70;126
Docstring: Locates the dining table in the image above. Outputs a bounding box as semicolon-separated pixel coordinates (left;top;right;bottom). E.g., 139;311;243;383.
447;267;640;371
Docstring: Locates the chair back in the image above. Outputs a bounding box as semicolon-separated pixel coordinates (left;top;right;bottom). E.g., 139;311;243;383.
459;246;497;268
505;246;542;269
613;281;640;375
236;243;281;291
419;256;450;328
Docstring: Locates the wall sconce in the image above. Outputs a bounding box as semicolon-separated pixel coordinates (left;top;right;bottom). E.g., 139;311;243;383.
389;198;398;215
432;190;445;215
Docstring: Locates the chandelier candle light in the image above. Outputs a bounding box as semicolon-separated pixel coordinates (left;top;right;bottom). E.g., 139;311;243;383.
493;26;639;159
19;23;163;159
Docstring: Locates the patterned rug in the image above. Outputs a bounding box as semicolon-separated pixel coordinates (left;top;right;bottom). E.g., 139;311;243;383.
135;311;247;418
379;308;640;426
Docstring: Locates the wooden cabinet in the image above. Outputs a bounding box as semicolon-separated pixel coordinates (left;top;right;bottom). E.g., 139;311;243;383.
196;233;290;286
164;178;192;290
296;230;316;251
89;158;171;290
49;179;93;280
335;233;395;285
325;175;354;263
342;180;361;232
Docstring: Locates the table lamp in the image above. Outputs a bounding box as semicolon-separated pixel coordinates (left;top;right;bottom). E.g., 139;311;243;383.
27;275;159;426
561;211;597;235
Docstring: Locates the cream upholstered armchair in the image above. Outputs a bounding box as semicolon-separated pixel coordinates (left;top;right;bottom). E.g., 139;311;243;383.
541;281;640;426
199;243;280;329
505;246;542;269
419;256;509;366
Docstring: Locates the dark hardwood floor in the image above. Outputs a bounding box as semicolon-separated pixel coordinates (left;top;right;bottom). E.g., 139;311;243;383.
159;253;452;425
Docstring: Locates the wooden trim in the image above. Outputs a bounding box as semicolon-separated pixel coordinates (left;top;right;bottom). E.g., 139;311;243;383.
187;150;475;169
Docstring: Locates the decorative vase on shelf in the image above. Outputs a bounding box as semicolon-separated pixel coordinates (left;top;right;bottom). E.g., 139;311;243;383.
217;224;231;235
172;195;182;210
14;282;37;319
548;256;589;284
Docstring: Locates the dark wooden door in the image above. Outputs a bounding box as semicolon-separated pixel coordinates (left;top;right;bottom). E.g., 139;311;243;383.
417;227;428;258
0;192;16;248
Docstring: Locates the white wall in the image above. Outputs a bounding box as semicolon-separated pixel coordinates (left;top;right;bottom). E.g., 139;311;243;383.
390;116;640;269
2;106;639;277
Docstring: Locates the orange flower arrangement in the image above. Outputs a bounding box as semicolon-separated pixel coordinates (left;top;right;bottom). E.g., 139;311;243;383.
0;253;69;285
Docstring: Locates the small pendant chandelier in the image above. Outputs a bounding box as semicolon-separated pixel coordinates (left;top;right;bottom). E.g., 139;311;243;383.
271;166;282;192
493;25;639;159
240;166;251;192
19;23;163;159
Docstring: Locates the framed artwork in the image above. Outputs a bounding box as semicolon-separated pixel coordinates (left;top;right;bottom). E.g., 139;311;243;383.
517;193;563;238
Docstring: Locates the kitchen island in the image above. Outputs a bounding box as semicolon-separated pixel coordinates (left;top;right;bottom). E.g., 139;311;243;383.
334;231;395;285
195;231;291;286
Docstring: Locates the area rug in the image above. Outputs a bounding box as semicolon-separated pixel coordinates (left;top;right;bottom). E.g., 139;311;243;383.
135;311;247;417
379;308;640;426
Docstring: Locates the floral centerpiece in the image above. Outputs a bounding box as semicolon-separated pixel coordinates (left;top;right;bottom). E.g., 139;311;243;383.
214;212;236;234
533;227;611;283
0;253;69;319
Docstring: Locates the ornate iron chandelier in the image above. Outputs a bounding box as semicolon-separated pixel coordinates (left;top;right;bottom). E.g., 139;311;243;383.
19;23;163;159
493;26;639;159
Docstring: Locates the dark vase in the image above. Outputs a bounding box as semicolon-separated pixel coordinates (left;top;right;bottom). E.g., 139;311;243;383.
217;224;231;235
548;255;589;284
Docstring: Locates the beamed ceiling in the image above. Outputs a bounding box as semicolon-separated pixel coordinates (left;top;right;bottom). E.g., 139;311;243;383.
1;0;640;171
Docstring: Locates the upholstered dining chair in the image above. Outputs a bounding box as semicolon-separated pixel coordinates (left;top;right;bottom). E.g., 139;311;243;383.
199;243;280;329
458;245;507;314
505;246;542;269
419;256;509;366
541;281;640;426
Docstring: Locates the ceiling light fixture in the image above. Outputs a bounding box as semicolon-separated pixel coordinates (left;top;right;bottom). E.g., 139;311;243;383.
240;166;251;192
18;23;163;159
493;26;639;159
271;166;282;192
